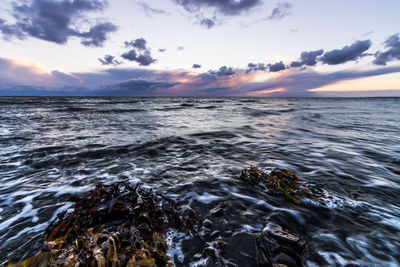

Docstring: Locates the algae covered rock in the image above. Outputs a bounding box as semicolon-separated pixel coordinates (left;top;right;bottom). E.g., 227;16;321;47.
9;182;200;267
241;167;323;204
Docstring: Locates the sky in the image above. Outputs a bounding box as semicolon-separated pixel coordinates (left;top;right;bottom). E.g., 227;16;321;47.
0;0;399;96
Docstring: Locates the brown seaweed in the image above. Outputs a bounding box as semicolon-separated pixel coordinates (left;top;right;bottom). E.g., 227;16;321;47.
9;182;200;267
241;167;323;204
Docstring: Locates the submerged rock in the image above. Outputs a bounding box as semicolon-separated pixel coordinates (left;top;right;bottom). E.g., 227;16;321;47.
9;182;200;267
241;167;324;205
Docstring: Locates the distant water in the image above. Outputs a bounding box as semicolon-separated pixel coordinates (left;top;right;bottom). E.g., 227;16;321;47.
0;97;399;265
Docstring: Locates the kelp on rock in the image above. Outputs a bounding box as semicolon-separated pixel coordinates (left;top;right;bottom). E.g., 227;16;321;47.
241;167;326;204
9;182;200;267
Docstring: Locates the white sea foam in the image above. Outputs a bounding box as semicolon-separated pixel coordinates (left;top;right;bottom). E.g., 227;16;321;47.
166;229;185;264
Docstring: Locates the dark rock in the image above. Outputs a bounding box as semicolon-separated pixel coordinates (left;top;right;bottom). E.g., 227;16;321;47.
211;207;224;217
181;236;208;266
276;253;296;267
203;219;212;228
221;232;272;267
267;229;304;250
210;230;221;239
204;246;218;259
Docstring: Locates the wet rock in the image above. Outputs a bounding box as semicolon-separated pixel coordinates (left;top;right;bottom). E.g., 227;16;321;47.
210;207;224;217
203;246;218;260
10;182;201;267
221;232;271;266
240;167;326;205
210;230;221;239
203;219;212;228
276;253;297;267
181;236;208;266
192;253;202;261
267;229;304;249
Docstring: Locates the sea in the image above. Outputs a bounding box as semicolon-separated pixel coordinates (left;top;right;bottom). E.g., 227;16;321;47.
0;97;399;266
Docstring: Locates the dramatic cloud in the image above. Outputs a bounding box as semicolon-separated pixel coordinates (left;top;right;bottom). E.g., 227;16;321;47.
268;61;286;72
200;18;216;29
1;57;400;97
121;38;157;66
121;50;156;66
121;50;137;61
246;63;267;73
80;23;117;47
96;80;179;96
125;38;147;50
320;40;372;65
195;87;229;93
373;34;400;65
0;0;117;47
240;66;400;96
290;49;324;67
0;19;24;39
137;2;169;16
209;66;235;76
192;64;202;68
98;55;121;66
0;57;81;88
173;0;261;16
268;2;292;20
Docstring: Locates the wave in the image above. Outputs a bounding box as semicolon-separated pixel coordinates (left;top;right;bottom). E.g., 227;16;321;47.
244;107;296;116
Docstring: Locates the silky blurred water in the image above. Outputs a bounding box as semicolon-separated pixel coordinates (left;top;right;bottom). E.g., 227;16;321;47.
0;97;399;265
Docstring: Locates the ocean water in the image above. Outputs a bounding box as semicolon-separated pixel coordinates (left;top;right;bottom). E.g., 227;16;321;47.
0;97;399;265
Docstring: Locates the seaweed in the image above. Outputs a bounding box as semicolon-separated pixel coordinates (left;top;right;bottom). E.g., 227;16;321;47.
241;167;322;204
9;182;200;267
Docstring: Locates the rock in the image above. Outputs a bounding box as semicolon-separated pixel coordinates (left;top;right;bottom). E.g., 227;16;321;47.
11;182;201;267
221;232;272;267
203;219;212;228
276;253;297;267
210;230;221;239
266;229;304;250
210;207;224;217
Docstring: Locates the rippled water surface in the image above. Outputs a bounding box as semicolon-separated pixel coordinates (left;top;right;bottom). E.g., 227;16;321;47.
0;97;399;265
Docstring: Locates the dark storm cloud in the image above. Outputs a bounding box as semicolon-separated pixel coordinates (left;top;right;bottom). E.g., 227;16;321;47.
125;38;148;50
373;34;400;65
209;66;235;76
268;2;292;20
320;40;372;65
0;0;117;47
121;38;157;66
268;61;286;72
200;18;215;29
246;63;267;73
290;49;324;67
98;55;121;66
173;0;261;15
137;2;169;16
192;64;202;68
